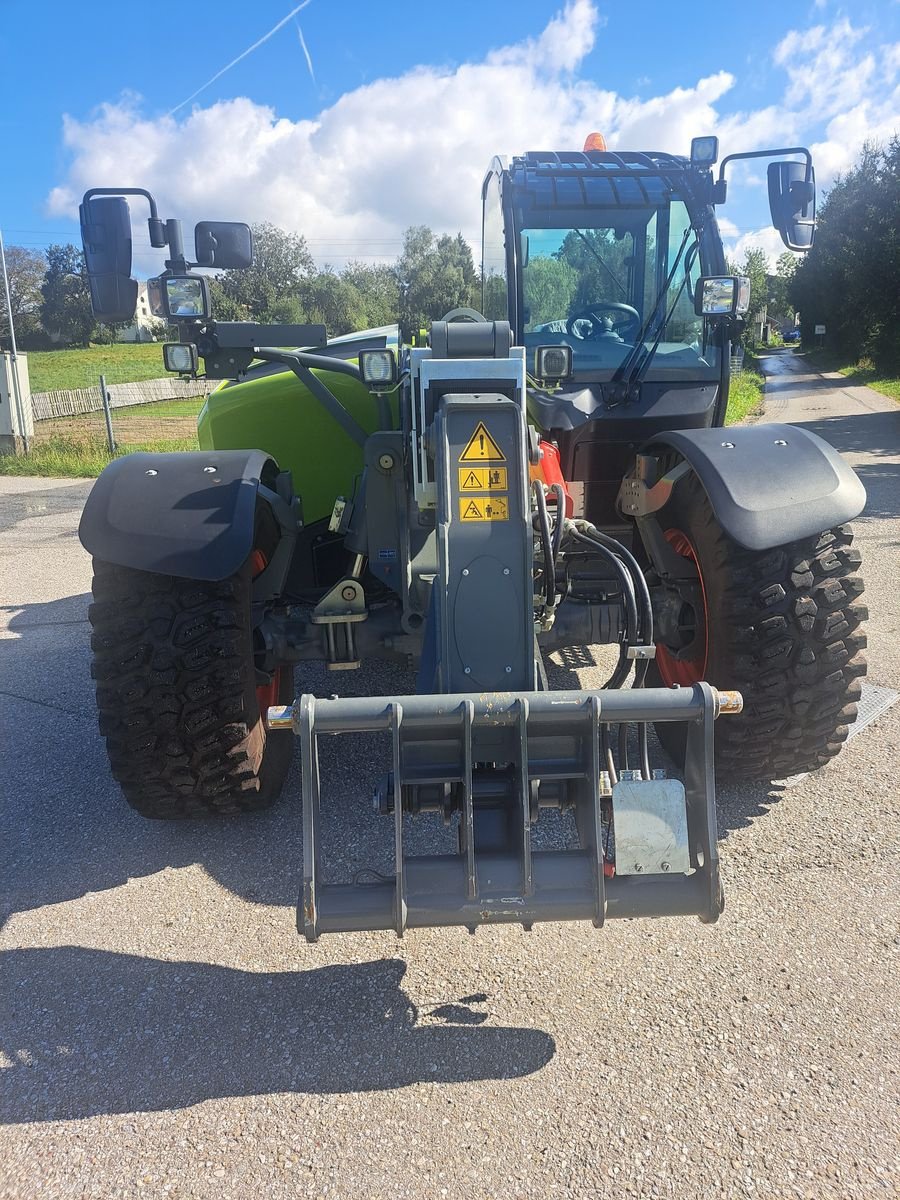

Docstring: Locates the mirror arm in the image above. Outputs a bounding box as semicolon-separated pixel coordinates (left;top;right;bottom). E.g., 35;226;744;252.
82;187;167;247
715;146;812;202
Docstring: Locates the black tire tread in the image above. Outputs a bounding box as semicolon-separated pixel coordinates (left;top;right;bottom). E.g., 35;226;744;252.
89;559;292;818
654;474;867;779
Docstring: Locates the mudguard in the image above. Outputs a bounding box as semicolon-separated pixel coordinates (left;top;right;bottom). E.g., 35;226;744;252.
644;423;866;551
78;449;279;580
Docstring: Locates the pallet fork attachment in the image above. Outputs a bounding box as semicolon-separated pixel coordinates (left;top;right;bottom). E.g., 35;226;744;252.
269;683;741;940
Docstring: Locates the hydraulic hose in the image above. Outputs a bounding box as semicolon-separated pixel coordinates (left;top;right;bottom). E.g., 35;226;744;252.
549;484;566;564
532;482;557;609
576;523;654;650
566;520;655;779
567;527;639;649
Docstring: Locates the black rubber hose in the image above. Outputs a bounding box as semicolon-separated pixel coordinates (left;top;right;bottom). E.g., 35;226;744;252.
601;724;618;786
550;484;566;563
618;722;629;773
532;483;556;608
581;525;654;648
568;528;639;648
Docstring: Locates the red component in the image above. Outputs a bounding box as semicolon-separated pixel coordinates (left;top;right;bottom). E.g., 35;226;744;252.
603;861;616;878
538;440;574;516
654;527;709;687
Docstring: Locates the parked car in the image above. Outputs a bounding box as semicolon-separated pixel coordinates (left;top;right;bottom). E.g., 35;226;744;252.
784;329;801;343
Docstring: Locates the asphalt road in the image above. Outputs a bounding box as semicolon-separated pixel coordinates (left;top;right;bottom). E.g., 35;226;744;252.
2;350;898;1199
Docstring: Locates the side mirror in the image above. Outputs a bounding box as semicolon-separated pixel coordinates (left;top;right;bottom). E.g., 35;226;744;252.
194;221;253;269
695;276;751;317
79;195;138;322
161;274;210;320
520;233;530;268
768;161;815;251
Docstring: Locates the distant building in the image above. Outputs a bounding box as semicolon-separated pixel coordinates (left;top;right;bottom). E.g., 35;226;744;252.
118;281;162;343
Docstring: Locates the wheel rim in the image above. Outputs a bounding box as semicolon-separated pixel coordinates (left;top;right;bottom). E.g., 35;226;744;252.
655;528;709;687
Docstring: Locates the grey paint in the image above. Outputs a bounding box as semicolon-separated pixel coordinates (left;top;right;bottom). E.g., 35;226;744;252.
78;449;276;581
645;422;866;550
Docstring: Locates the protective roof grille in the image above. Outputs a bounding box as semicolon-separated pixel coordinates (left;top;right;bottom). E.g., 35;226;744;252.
510;150;692;208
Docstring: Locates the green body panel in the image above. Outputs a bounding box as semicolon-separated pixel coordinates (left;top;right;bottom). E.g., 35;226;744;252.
197;366;388;525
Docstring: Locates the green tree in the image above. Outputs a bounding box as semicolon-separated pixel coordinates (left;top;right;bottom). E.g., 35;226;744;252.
739;246;769;339
555;229;632;312
768;251;798;324
396;227;479;341
0;245;44;348
341;261;399;328
791;138;900;364
297;269;369;336
522;256;577;328
207;277;249;321
219;222;314;319
39;244;96;347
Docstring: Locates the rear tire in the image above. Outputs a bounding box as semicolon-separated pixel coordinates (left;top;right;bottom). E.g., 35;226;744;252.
89;559;294;818
648;472;867;779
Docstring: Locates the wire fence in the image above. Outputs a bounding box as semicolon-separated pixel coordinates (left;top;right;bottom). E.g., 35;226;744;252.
30;375;212;452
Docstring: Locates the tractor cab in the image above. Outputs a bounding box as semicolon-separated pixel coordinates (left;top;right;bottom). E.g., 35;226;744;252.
482;137;815;524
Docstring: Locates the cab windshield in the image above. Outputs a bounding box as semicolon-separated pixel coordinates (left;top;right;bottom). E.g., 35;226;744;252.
520;200;718;379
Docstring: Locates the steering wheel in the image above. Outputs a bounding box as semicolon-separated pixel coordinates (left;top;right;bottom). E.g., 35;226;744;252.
566;302;640;341
440;307;488;323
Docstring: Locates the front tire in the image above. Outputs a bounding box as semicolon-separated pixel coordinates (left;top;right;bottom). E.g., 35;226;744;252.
89;559;294;818
648;472;867;779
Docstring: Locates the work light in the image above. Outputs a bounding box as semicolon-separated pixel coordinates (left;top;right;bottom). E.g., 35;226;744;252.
163;342;199;374
690;136;719;166
536;345;573;381
359;348;397;389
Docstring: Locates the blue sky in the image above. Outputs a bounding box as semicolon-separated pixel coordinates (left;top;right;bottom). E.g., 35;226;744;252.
2;0;898;270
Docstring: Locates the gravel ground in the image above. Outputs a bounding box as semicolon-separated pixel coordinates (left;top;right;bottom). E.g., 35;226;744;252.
1;350;898;1199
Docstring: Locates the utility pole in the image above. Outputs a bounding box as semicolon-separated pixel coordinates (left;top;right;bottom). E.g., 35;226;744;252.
0;227;30;452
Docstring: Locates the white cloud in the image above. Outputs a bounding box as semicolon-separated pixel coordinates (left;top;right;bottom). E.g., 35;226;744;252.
726;226;793;272
47;2;900;271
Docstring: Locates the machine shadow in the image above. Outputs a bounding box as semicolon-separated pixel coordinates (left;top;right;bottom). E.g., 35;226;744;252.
0;948;555;1123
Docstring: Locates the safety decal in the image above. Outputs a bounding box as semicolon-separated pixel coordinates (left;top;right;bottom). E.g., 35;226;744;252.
458;466;508;492
458;496;509;522
459;422;506;462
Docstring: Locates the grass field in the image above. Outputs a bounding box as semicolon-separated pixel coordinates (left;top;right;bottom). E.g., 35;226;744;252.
0;436;197;478
26;343;169;392
801;350;900;404
725;360;765;424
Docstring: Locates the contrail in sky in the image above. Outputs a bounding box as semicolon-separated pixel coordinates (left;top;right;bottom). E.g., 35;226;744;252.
296;21;316;84
168;0;314;116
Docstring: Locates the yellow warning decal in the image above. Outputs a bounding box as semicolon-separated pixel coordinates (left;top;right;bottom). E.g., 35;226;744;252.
459;421;506;462
458;496;509;522
458;466;508;492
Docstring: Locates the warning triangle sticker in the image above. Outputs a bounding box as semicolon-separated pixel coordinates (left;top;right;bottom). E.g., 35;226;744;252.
462;499;483;519
462;471;481;489
459;422;506;462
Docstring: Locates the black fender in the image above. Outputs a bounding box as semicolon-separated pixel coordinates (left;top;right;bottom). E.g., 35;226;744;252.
78;449;284;581
641;423;866;551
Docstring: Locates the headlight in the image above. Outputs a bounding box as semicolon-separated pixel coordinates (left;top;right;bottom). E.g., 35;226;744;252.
536;345;572;381
163;342;199;373
359;348;397;388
